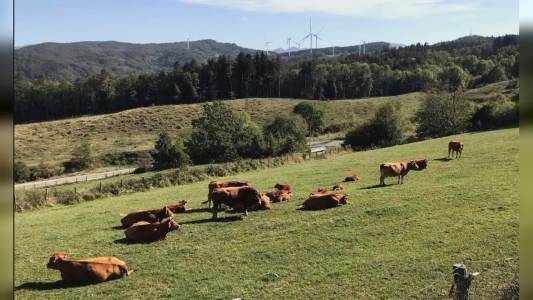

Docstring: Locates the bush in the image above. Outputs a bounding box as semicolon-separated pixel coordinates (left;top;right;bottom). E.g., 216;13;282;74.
54;190;81;205
204;165;228;177
186;102;261;164
101;150;153;166
153;131;190;169
345;102;406;150
30;162;64;180
18;190;47;210
471;98;518;130
293;102;325;135
416;88;473;138
65;141;92;172
262;115;308;157
14;161;30;183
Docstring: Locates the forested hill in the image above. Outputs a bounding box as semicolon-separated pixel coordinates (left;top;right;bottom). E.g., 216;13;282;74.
15;39;256;80
15;34;518;124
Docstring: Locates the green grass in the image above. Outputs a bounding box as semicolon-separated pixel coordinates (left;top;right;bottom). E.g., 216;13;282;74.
14;128;518;299
15;80;515;168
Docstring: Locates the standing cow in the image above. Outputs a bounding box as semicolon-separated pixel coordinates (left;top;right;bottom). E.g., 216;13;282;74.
210;186;264;219
379;160;419;185
448;141;464;158
204;181;250;208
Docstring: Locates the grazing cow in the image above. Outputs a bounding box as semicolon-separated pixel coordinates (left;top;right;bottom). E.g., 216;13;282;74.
124;218;180;243
379;160;419;185
265;189;291;203
344;173;361;182
47;252;133;284
120;206;173;228
333;183;344;191
166;200;188;213
204;181;250;208
210;186;263;219
302;193;348;210
448;141;464;158
274;183;292;193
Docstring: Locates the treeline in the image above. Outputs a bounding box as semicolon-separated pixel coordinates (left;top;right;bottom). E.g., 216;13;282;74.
15;35;518;123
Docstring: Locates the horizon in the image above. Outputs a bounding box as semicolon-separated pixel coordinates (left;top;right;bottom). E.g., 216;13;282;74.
15;0;518;49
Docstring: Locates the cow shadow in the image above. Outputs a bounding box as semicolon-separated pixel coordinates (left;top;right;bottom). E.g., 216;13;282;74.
113;237;166;244
183;207;215;214
179;215;243;225
15;281;93;291
360;184;392;190
111;225;124;230
434;157;452;162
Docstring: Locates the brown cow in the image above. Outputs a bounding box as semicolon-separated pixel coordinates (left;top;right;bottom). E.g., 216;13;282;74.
210;186;263;219
120;206;173;228
302;193;348;210
379;160;418;185
265;189;291;203
310;187;329;197
204;181;250;208
274;183;292;193
124;218;180;243
166;200;188;213
47;252;133;284
333;183;344;191
448;141;464;158
344;173;361;182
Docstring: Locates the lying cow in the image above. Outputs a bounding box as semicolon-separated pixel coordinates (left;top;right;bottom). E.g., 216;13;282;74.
210;186;264;219
120;206;173;228
302;193;348;210
124;218;180;243
166;200;188;213
204;180;250;208
274;183;292;193
310;187;329;197
333;183;344;191
47;252;133;284
265;189;291;203
379;160;418;185
448;141;464;158
344;173;361;182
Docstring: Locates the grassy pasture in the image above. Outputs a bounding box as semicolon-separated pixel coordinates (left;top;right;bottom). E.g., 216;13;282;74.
14;128;518;299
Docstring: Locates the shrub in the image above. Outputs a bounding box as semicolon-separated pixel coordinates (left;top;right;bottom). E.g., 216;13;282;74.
14;161;30;183
30;162;64;180
293;102;325;135
416;88;473;138
153;131;190;169
65;141;92;172
18;190;47;210
54;190;81;205
345;102;406;150
101;150;153;166
471;98;519;130
204;165;228;177
262;115;308;157
186;102;260;164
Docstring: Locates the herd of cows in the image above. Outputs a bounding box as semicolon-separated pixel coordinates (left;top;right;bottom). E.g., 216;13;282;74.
45;140;464;285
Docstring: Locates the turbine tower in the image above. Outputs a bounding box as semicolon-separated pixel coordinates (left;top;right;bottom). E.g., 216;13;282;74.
264;42;271;55
287;38;292;57
299;18;314;54
187;38;190;50
362;40;366;55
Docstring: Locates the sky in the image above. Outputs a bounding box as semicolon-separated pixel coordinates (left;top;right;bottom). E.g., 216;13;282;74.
15;0;519;49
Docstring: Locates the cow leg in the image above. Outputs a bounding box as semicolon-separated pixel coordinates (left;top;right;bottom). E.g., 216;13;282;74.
243;209;248;217
448;148;451;158
212;203;218;219
380;176;385;186
398;175;401;185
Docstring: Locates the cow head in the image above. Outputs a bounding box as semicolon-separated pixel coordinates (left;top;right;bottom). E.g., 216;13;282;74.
47;252;67;269
338;194;348;205
159;206;174;219
178;200;187;206
167;219;181;231
407;160;418;170
415;159;428;170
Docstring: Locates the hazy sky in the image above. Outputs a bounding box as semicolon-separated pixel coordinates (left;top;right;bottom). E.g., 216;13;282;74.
15;0;518;49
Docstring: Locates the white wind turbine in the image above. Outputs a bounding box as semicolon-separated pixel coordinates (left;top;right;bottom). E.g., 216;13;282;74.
287;38;293;57
264;41;272;55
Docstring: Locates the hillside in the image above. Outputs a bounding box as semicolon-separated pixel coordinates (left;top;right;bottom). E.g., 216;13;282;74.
280;41;393;61
14;80;516;168
14;128;519;299
15;40;256;80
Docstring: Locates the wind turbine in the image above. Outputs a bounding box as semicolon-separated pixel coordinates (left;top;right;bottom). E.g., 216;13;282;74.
313;27;324;49
361;40;366;55
300;18;314;54
264;42;271;55
187;37;190;50
287;38;292;57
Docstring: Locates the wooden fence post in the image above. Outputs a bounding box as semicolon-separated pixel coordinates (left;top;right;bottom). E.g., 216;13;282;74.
44;188;48;201
99;182;103;193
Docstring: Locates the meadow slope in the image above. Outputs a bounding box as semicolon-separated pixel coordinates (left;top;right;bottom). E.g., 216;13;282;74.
14;80;517;168
15;128;518;299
